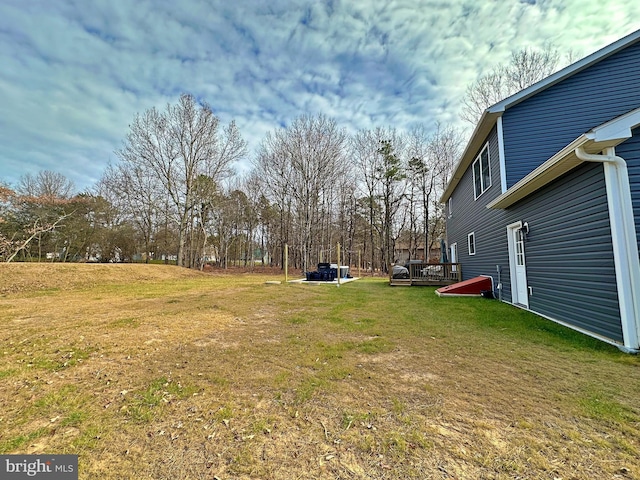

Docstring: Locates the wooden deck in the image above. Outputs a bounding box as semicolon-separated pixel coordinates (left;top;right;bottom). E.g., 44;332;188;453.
389;262;461;287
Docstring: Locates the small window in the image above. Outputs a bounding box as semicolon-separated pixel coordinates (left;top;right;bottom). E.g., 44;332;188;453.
516;229;525;266
473;144;491;199
468;232;476;256
448;198;453;218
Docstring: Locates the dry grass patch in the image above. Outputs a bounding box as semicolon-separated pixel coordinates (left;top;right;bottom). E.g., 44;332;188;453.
0;264;639;479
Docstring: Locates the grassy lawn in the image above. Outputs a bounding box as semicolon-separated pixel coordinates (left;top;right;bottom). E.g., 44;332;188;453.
0;263;639;479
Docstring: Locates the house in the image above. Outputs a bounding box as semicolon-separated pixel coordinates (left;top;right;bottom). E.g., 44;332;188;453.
441;29;640;352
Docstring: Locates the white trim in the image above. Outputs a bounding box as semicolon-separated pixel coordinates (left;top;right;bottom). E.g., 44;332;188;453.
440;110;500;202
506;301;634;352
488;29;640;114
506;221;521;305
468;232;476;256
574;146;640;351
587;107;640;142
450;242;458;273
487;105;640;210
497;116;507;194
472;143;492;200
440;29;640;203
487;135;588;209
472;158;479;199
507;221;529;308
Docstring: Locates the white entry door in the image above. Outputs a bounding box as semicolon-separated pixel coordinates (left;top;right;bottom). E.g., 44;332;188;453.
508;222;529;307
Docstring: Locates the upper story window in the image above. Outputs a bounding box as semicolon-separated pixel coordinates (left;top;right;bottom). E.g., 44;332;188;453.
473;144;491;199
448;198;452;218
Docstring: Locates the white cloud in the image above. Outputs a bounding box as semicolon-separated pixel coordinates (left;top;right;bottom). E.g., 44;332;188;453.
1;0;640;190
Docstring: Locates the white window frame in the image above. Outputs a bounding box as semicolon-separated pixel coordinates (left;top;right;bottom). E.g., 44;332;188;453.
450;242;458;272
448;197;453;218
468;232;476;256
473;144;492;200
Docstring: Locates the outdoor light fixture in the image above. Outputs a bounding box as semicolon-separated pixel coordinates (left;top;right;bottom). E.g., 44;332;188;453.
522;222;530;235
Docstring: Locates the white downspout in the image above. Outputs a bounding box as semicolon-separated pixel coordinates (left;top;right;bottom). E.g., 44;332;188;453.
575;146;640;352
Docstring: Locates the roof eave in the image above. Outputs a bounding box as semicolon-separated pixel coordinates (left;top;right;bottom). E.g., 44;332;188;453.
440;110;501;202
485;135;589;209
442;29;640;204
486;106;640;209
489;29;640;113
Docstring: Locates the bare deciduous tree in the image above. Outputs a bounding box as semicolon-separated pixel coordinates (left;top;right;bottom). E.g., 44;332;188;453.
5;172;82;261
17;170;75;200
351;127;407;273
115;93;246;267
99;162;163;263
254;114;347;272
1;182;79;262
461;45;560;125
351;129;384;273
507;46;560;91
425;124;462;255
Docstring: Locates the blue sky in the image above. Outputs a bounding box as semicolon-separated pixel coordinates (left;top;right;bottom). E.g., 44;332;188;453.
1;0;640;191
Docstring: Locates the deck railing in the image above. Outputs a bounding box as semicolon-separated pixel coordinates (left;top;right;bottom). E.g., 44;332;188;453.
409;263;462;285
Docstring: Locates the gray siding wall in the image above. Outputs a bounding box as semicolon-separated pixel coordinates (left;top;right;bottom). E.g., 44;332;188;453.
447;126;510;293
613;126;640;252
447;142;623;342
505;162;622;342
502;40;640;188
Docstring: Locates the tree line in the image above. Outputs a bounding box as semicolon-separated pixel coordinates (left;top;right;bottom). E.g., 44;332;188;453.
1;46;563;270
0;95;460;272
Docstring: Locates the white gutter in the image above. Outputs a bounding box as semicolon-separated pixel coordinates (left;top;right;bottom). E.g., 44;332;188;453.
487;134;589;209
488;107;640;210
575;146;640;352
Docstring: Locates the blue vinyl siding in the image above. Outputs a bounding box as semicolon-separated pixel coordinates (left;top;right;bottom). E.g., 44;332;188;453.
505;162;622;342
447;126;509;289
447;153;622;342
502;40;640;187
613;127;640;253
443;36;640;345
